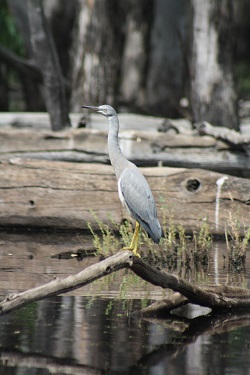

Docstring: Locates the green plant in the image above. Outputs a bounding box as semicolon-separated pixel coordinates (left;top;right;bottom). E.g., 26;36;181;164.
225;210;250;270
0;0;25;54
196;218;212;250
192;218;212;267
87;211;120;256
87;207;214;283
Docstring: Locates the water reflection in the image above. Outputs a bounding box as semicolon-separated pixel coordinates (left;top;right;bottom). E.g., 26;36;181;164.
1;296;250;374
0;231;249;299
0;231;250;374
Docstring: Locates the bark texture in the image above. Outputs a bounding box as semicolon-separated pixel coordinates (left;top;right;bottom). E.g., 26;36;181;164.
0;113;249;177
190;0;238;129
2;0;240;124
0;158;249;236
71;0;125;111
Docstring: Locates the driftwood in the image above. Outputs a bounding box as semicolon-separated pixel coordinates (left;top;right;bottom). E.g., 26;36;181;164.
196;121;250;151
1;250;250;316
0;113;250;176
1;158;250;235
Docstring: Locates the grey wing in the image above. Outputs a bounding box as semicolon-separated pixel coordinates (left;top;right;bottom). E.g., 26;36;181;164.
118;166;162;243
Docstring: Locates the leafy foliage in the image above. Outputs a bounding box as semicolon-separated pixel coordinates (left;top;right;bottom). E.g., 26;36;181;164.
225;210;250;271
87;206;212;280
0;0;25;55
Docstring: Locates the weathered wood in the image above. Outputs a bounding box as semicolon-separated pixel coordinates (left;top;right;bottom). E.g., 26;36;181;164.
0;111;166;130
0;121;250;176
70;0;124;111
190;0;238;129
119;1;153;111
0;251;133;314
196;121;250;150
145;0;189;117
139;294;189;317
0;158;249;235
131;257;250;310
1;250;250;315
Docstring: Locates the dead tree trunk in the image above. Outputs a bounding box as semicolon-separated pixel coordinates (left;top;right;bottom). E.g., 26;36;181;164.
0;64;9;110
119;0;153;111
145;0;189;117
190;0;238;129
70;0;125;111
70;0;188;117
43;0;77;82
27;0;71;130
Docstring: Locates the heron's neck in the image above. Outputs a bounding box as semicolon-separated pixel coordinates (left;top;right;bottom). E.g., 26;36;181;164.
108;115;129;179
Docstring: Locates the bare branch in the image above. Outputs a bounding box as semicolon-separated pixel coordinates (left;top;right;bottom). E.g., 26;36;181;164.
27;0;70;130
1;250;250;316
0;251;133;315
196;121;250;152
0;45;42;81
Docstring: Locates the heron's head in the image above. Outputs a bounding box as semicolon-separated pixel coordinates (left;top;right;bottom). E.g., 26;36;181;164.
81;104;117;118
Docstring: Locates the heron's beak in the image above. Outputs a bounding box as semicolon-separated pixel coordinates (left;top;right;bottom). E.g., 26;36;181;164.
81;105;99;112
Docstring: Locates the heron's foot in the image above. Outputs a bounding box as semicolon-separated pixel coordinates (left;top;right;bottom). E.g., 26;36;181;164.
122;246;141;258
122;221;141;257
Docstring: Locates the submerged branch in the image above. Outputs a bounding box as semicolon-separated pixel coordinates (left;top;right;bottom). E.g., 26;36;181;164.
0;350;104;375
1;250;250;315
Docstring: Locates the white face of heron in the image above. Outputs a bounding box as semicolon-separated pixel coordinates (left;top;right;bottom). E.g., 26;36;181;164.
98;105;117;118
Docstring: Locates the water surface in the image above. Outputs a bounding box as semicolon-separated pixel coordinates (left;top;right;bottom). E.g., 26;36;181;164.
0;231;250;374
1;296;250;374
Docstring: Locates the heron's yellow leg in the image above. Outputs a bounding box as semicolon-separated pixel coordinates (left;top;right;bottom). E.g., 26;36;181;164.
122;221;141;257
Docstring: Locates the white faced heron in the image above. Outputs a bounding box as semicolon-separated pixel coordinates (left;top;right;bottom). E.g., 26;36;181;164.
81;104;163;256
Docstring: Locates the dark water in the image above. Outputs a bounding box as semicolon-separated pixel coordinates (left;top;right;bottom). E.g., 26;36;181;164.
0;232;250;374
0;296;250;374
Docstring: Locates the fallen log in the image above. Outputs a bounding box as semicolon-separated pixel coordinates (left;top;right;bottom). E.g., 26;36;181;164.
0;158;249;236
1;250;250;315
196;121;250;150
0;115;250;176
